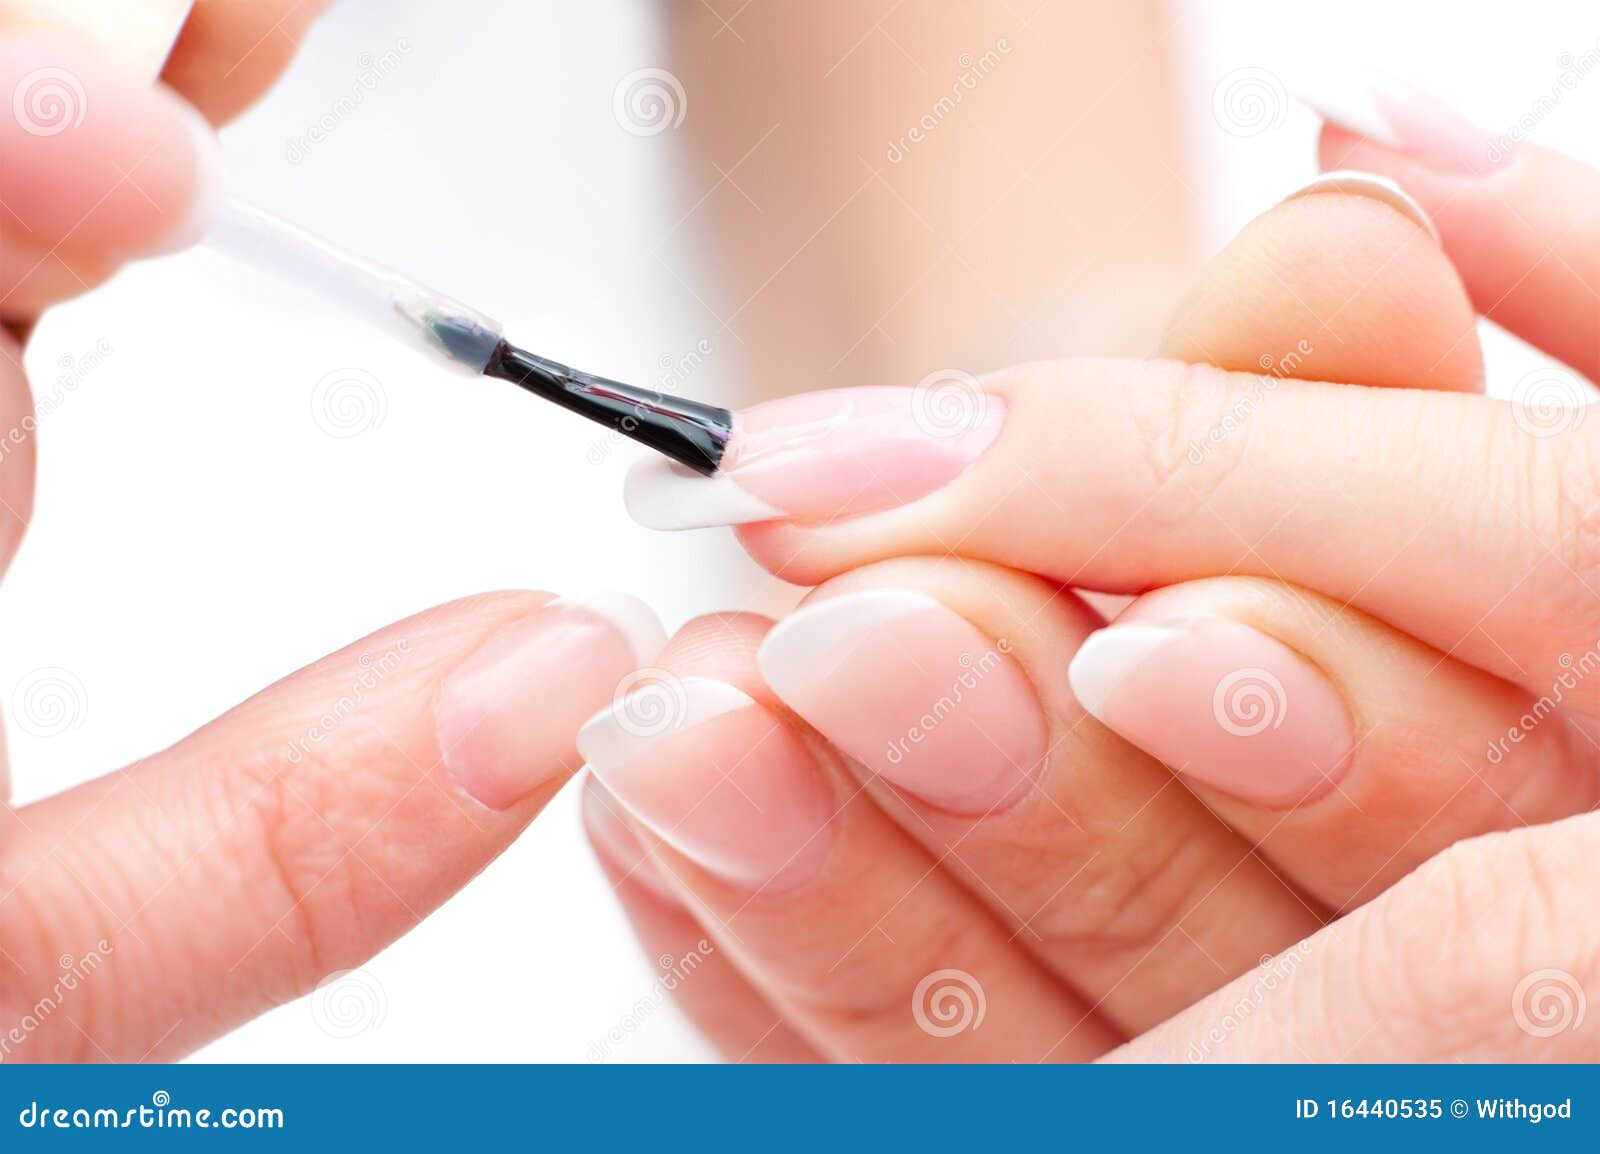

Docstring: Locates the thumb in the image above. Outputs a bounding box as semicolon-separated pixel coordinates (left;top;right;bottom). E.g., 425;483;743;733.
1161;170;1483;392
0;590;662;1062
1110;814;1600;1062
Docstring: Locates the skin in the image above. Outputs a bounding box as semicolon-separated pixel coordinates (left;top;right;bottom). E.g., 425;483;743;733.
12;3;1594;1063
589;145;1600;1061
0;7;653;1062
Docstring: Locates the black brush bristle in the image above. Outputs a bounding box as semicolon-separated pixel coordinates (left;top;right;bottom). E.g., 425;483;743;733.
480;341;731;475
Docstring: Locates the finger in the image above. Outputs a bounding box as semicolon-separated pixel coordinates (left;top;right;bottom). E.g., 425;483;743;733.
1163;170;1482;391
639;359;1600;714
1068;575;1600;908
0;591;663;1062
583;776;820;1063
1111;815;1600;1062
0;243;114;320
579;612;1119;1062
755;557;1324;1035
1303;75;1600;382
0;35;220;263
0;328;33;574
162;0;330;126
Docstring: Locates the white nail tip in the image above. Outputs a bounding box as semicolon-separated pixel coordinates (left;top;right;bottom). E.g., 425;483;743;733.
1067;624;1187;717
152;98;225;256
1282;170;1438;241
758;589;942;694
548;592;669;667
1289;71;1402;149
577;677;755;774
624;457;783;531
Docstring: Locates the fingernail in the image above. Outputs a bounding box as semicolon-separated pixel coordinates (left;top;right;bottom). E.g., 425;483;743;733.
578;677;835;892
148;97;224;255
1280;170;1438;242
1293;71;1508;175
759;589;1045;815
625;385;1005;531
0;37;224;255
435;593;667;810
1067;617;1355;808
581;774;678;902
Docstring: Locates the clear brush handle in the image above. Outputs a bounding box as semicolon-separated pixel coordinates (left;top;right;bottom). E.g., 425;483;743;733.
206;198;504;375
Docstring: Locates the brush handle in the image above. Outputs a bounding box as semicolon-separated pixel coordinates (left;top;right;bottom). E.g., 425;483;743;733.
206;198;504;374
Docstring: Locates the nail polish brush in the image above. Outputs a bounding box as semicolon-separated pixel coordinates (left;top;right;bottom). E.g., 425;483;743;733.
206;198;734;475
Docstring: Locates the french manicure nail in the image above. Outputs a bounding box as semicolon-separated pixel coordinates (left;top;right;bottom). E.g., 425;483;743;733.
1067;617;1354;808
579;677;835;891
149;97;225;255
1281;170;1438;241
625;385;1005;530
759;589;1046;815
581;774;678;902
1294;71;1508;175
435;592;666;810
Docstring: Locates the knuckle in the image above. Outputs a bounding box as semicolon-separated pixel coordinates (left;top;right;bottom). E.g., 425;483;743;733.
1126;359;1257;523
1355;825;1598;1058
1012;831;1216;961
225;753;365;993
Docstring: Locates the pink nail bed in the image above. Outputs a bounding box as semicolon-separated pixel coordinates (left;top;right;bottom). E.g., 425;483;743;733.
578;679;836;892
1067;616;1355;808
435;593;666;811
759;589;1046;815
625;386;1005;530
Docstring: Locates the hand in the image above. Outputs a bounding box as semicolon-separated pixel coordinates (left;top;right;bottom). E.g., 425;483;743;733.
587;121;1600;1060
0;19;666;1063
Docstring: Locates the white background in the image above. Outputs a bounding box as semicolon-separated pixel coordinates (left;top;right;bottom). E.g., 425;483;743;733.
7;1;1599;1061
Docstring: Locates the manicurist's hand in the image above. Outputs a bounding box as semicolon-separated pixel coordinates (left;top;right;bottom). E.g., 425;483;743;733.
589;116;1600;1060
0;13;670;1062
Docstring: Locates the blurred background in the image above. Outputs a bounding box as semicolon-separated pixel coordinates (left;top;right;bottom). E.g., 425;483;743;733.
6;0;1598;1060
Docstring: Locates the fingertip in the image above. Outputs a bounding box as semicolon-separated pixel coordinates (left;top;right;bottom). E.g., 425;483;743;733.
0;35;222;258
